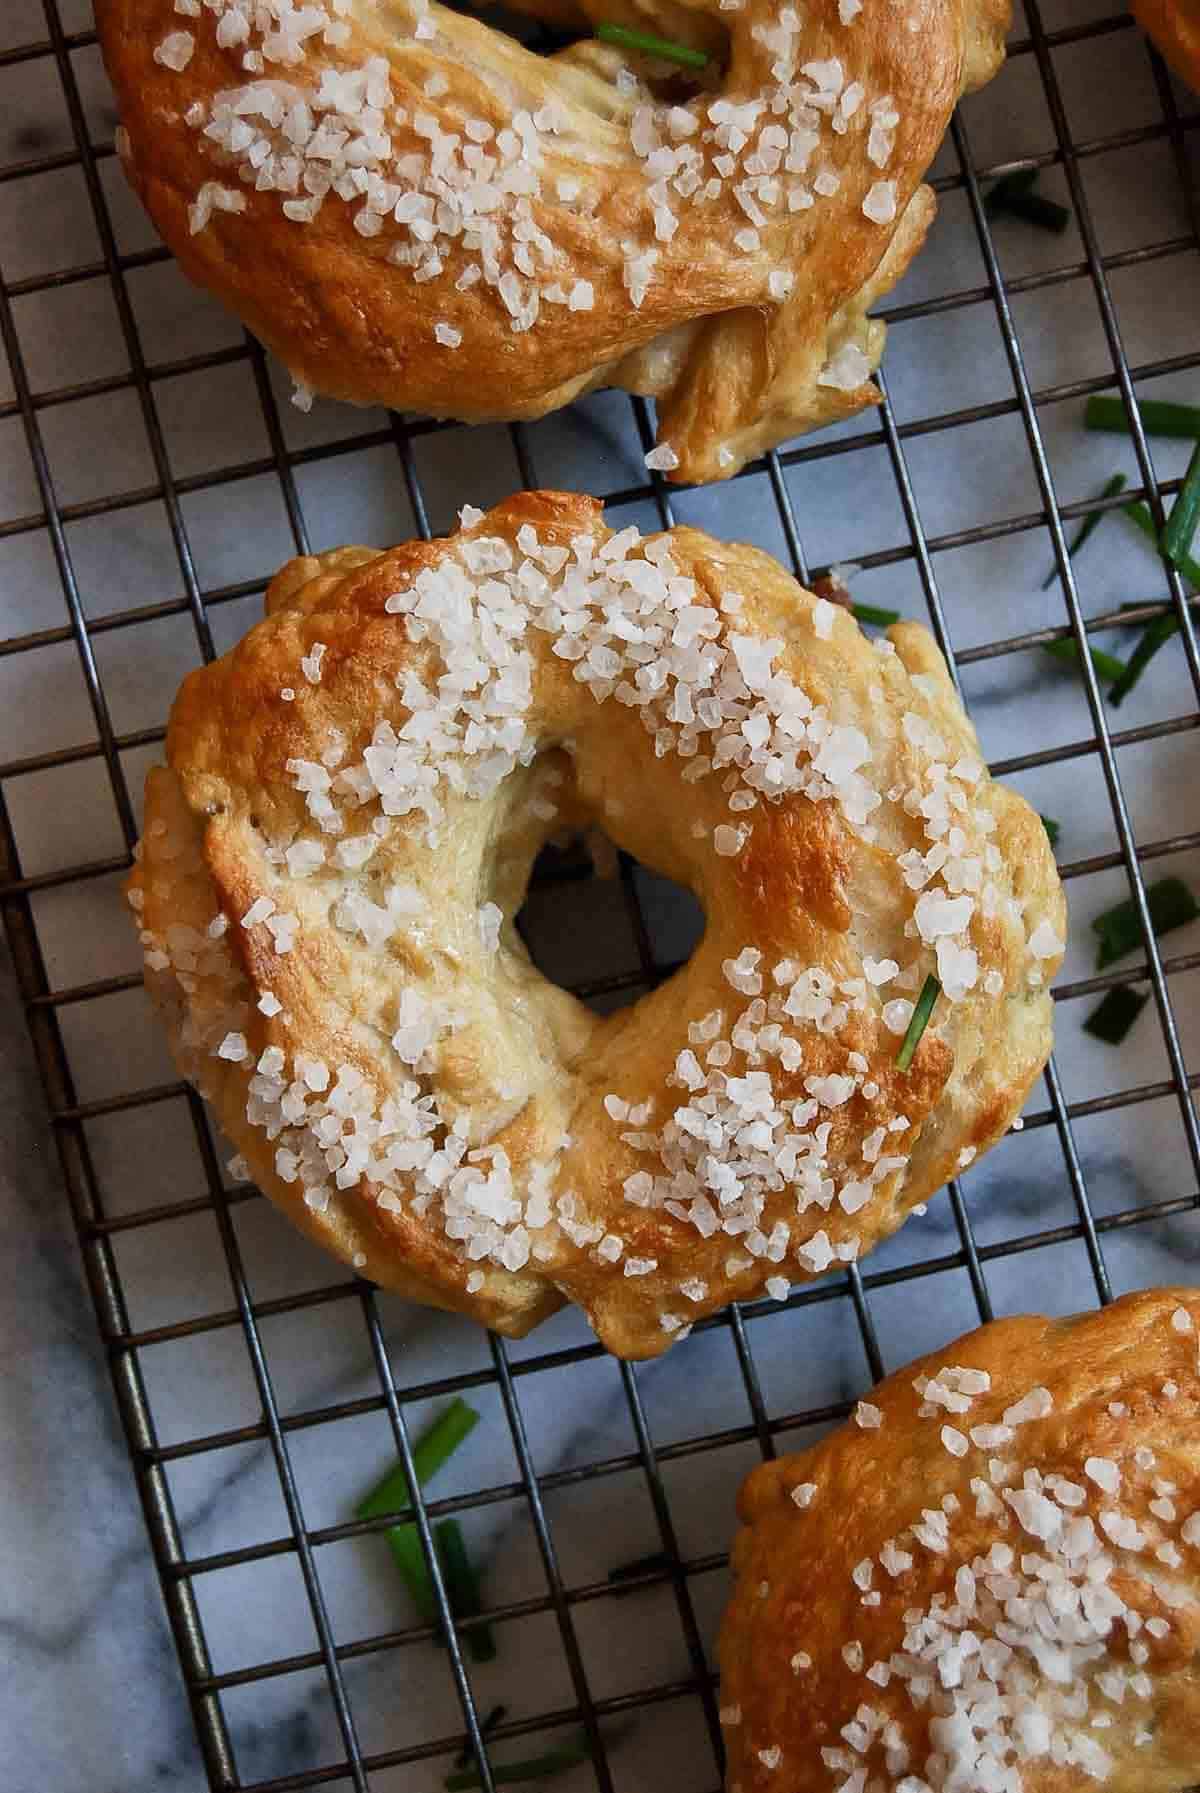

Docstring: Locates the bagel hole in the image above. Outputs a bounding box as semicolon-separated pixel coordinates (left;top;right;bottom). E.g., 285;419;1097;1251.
516;830;705;1013
442;0;726;97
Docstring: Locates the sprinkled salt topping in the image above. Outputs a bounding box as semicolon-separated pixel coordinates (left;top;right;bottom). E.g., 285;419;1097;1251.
1002;1385;1053;1426
1171;1305;1193;1334
154;30;194;69
812;596;836;639
855;1401;882;1430
435;322;462;348
1028;919;1063;959
477;902;503;954
791;1482;817;1509
645;444;680;472
768;1360;1200;1793
818;342;872;391
758;1746;782;1770
862;180;897;224
1084;1456;1121;1495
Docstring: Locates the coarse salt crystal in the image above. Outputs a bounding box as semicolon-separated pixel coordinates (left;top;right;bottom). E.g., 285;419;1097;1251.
862;180;897;224
154;30;194;69
1171;1306;1193;1333
855;1401;883;1430
435;322;462;348
645;444;680;472
1002;1386;1053;1425
1085;1456;1121;1495
1028;919;1063;959
790;1482;817;1509
813;597;836;639
818;342;872;391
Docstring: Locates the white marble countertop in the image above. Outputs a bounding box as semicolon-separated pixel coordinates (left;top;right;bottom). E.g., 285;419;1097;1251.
1;1;1198;1789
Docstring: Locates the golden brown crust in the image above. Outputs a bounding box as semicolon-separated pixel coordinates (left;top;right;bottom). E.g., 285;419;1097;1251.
128;493;1063;1358
1132;0;1200;90
96;0;1009;481
719;1287;1200;1792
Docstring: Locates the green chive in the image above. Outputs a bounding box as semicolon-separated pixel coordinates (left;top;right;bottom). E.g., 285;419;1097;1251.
445;1733;592;1792
852;601;901;627
435;1519;496;1662
595;22;708;67
984;169;1069;232
1085;395;1200;440
1107;613;1180;706
1124;501;1200;589
385;1523;443;1625
1041;637;1128;684
1091;875;1199;970
1083;984;1149;1046
983;168;1039;213
896;974;940;1072
357;1398;480;1523
607;1550;672;1593
1041;473;1127;589
456;1706;508;1771
1040;815;1061;848
1163;440;1200;573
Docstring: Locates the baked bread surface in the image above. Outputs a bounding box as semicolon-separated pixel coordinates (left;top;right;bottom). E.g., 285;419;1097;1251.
128;492;1063;1357
719;1287;1200;1791
1132;0;1200;90
97;0;1009;481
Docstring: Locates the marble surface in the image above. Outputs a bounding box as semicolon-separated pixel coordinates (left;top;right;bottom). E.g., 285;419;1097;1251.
1;1;1199;1789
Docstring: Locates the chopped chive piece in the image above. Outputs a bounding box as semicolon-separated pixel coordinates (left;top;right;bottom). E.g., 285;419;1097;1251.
1085;395;1200;440
1041;637;1128;684
435;1519;496;1662
1091;875;1199;970
1083;984;1149;1045
386;1523;442;1625
595;23;708;67
1107;613;1180;706
1163;440;1200;572
607;1550;672;1592
457;1707;508;1772
1041;473;1127;589
896;975;940;1072
357;1398;480;1523
852;601;901;627
1040;815;1060;847
984;169;1068;232
1123;501;1200;589
445;1733;592;1791
983;168;1039;214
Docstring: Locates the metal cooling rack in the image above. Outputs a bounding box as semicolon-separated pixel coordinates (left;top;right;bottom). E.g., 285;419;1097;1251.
1;0;1199;1789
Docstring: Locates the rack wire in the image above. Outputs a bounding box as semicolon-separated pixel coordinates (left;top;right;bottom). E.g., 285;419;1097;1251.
1;0;1198;1788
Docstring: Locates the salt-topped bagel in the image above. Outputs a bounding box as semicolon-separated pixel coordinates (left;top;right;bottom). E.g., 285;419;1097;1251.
719;1286;1200;1792
1132;0;1200;92
128;492;1062;1357
97;0;1008;482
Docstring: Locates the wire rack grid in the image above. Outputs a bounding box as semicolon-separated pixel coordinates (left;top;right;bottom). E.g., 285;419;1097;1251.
0;0;1198;1788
